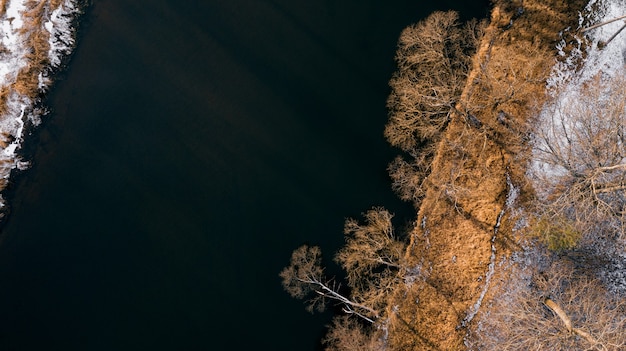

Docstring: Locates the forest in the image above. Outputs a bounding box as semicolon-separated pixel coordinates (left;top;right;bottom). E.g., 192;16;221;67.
281;0;626;350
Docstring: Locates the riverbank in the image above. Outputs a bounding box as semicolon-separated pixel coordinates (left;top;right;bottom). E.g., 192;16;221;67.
385;1;588;349
0;0;81;211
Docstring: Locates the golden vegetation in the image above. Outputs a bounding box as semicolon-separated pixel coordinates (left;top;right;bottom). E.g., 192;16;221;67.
388;1;586;347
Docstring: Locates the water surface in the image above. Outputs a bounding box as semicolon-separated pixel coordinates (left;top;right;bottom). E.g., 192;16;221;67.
0;1;489;350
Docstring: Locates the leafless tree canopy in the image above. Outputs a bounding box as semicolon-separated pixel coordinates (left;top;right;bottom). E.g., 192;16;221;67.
280;245;326;304
336;208;404;284
280;208;406;325
323;316;385;351
384;11;484;205
282;243;385;320
385;11;480;152
387;155;429;203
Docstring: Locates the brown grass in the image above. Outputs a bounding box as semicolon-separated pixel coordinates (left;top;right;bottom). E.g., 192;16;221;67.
24;0;47;17
0;87;9;117
387;282;465;350
0;0;8;17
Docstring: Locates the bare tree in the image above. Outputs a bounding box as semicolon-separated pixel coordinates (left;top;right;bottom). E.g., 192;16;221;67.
387;155;430;203
336;208;404;283
335;208;406;323
385;11;484;205
281;208;407;328
280;245;381;323
385;11;481;151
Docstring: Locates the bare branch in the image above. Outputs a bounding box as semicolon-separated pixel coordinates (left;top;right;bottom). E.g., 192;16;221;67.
280;245;381;323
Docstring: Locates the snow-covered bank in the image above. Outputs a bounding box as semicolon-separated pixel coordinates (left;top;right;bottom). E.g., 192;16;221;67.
569;0;626;82
533;0;626;188
531;0;626;292
0;0;81;210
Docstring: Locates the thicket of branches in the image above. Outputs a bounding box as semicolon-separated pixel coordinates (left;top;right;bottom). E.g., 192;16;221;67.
280;207;404;349
531;74;626;252
471;70;626;351
470;259;626;351
385;11;485;204
323;316;385;351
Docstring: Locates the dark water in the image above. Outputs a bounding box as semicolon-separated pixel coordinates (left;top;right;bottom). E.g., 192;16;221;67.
0;1;489;350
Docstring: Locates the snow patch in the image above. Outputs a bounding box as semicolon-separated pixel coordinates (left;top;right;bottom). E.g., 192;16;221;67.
44;0;80;68
0;0;28;83
533;0;626;191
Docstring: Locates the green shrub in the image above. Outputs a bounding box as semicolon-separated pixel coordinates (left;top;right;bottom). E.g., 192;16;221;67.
531;215;581;251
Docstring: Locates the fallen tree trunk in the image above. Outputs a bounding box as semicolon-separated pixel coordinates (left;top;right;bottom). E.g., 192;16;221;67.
544;298;599;346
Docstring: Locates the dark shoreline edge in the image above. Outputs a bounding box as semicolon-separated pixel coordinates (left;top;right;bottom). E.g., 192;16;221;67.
0;0;92;234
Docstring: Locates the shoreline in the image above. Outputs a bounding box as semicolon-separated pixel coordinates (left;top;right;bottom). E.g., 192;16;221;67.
0;0;84;216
